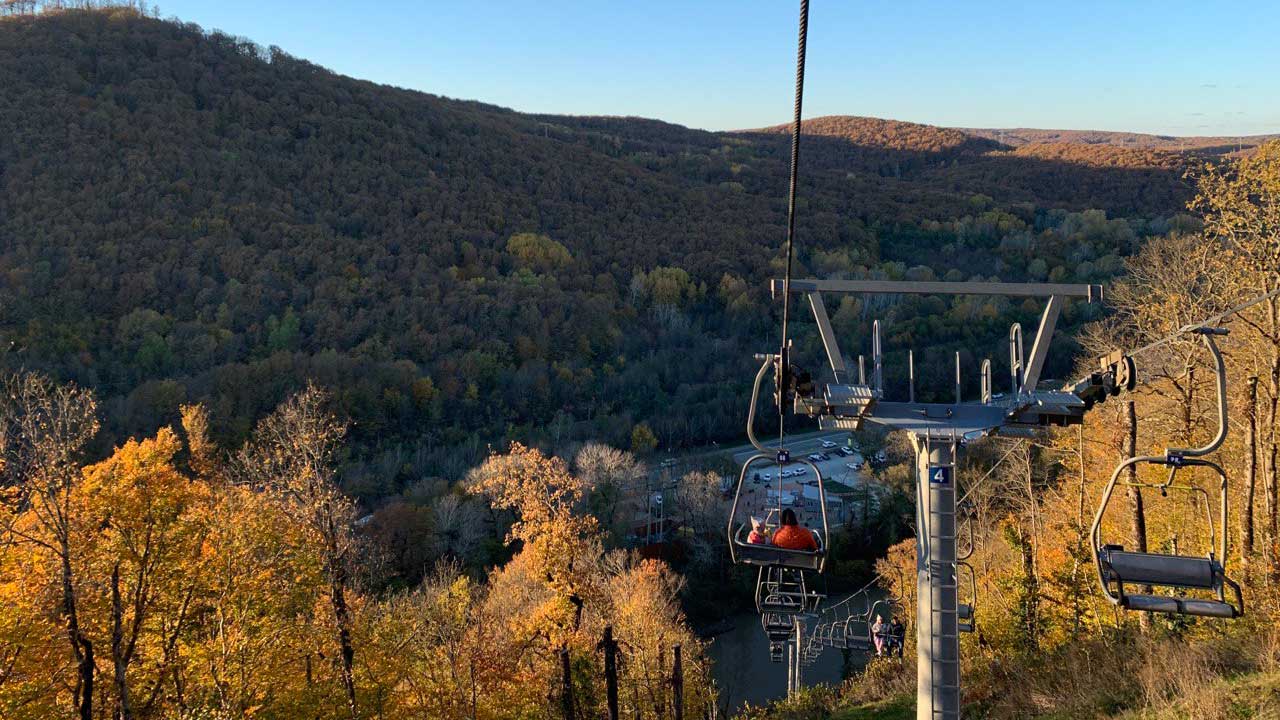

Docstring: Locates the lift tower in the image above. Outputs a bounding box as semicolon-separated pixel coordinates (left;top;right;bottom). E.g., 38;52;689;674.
774;278;1107;720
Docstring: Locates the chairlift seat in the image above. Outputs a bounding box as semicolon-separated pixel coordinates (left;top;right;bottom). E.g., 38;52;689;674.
758;593;805;614
1121;594;1239;618
1099;546;1219;589
733;524;825;571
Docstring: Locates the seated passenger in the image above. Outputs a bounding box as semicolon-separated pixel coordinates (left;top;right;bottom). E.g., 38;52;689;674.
872;614;888;656
888;616;905;657
771;508;818;551
747;516;771;544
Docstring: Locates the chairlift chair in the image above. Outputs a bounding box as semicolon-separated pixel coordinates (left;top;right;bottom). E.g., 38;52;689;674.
1090;328;1244;619
728;452;829;572
762;612;795;643
866;597;905;652
755;565;813;615
845;616;873;652
769;641;785;663
830;618;849;649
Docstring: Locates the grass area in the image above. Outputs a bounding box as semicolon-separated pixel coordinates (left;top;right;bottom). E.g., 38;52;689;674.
831;695;914;720
1110;669;1280;720
820;672;1280;720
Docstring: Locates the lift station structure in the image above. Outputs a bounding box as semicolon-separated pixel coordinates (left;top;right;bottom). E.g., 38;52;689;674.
761;278;1114;720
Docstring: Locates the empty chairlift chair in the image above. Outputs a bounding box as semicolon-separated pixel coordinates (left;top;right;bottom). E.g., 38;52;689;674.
1090;328;1244;619
845;614;873;652
762;612;795;648
841;591;874;652
829;617;849;650
755;565;812;615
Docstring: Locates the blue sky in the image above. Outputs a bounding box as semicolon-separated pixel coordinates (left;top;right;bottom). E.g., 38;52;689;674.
155;0;1279;136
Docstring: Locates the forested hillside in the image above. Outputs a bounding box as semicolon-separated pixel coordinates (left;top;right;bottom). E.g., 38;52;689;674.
0;8;1219;507
4;6;1280;720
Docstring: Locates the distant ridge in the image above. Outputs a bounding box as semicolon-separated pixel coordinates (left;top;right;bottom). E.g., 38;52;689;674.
746;115;1277;158
961;127;1280;153
747;116;995;154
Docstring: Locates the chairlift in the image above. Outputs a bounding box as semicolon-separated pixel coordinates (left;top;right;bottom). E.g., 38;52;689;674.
727;351;831;571
828;620;848;649
1090;328;1244;619
844;614;874;652
755;565;811;615
867;597;902;626
762;612;795;643
728;449;828;572
769;641;785;663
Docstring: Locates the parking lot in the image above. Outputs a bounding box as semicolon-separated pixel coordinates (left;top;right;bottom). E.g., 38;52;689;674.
728;432;884;528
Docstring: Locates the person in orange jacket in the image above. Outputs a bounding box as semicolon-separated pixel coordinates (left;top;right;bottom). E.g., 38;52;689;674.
771;508;817;551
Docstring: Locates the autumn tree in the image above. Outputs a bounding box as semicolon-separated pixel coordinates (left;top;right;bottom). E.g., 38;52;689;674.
0;372;100;720
79;430;210;719
575;442;646;541
468;443;599;633
232;384;361;719
1193;141;1280;579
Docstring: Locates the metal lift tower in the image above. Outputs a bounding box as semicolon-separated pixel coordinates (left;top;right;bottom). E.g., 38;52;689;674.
774;278;1109;720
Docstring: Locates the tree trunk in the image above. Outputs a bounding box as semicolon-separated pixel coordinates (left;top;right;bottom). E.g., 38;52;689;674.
1243;377;1258;566
1266;356;1279;585
1125;401;1149;554
328;556;358;720
1124;401;1151;629
62;548;93;720
111;564;135;720
1017;525;1039;650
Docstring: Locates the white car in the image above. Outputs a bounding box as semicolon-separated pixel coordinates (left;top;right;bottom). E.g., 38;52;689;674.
821;440;837;449
793;466;808;475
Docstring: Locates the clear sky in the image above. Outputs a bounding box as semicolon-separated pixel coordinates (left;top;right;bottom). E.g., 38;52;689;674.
154;0;1279;137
